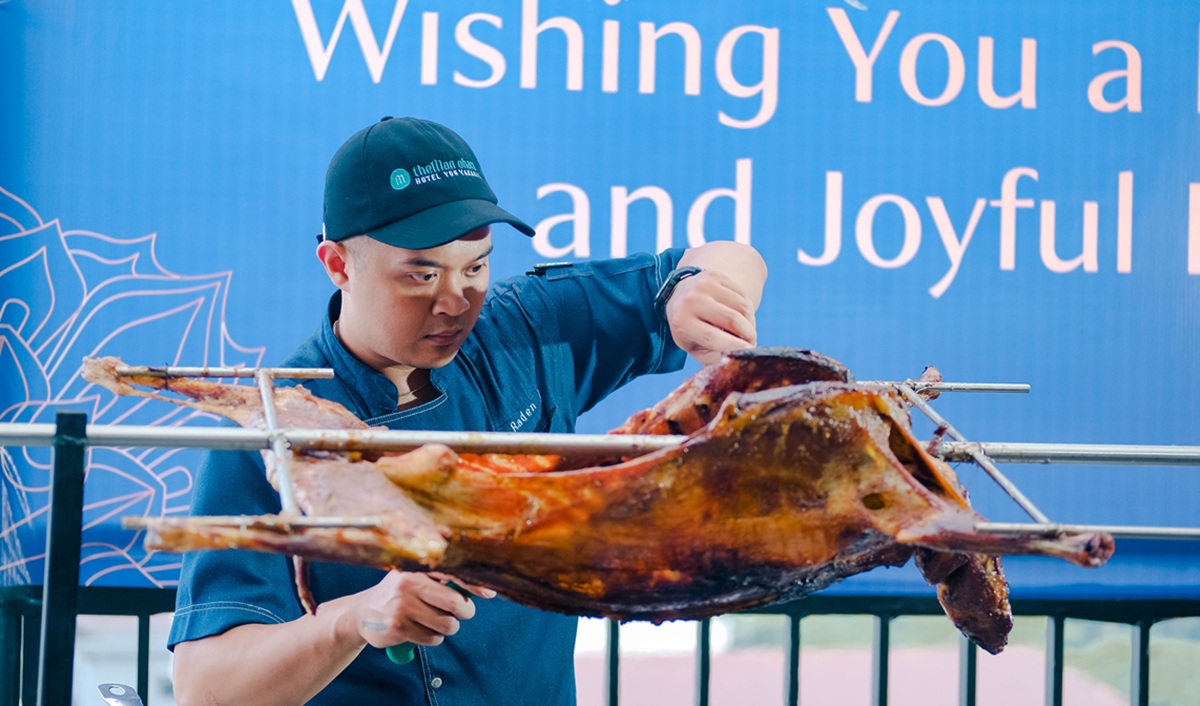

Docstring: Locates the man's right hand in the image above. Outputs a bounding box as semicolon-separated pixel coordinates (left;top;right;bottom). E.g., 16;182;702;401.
351;571;493;648
173;570;495;706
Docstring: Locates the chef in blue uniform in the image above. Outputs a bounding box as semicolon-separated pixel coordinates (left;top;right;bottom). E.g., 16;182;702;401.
169;116;768;705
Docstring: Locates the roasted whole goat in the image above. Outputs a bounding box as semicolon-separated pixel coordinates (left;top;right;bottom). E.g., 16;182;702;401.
81;349;1114;654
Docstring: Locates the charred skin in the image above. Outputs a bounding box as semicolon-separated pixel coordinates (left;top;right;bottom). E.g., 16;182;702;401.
611;347;853;437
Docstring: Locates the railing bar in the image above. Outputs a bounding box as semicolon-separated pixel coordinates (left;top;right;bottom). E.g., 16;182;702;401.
606;620;620;706
22;612;39;706
37;411;88;706
138;614;150;705
696;618;712;706
872;615;890;706
958;636;977;706
1131;620;1151;706
786;614;801;706
1046;615;1065;706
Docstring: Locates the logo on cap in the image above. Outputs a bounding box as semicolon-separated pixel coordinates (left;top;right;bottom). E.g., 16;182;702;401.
390;168;411;190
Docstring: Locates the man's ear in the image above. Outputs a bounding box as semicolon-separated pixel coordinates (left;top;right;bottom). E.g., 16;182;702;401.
316;240;351;289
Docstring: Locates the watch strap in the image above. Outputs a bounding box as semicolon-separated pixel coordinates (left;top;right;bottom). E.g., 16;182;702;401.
654;266;703;321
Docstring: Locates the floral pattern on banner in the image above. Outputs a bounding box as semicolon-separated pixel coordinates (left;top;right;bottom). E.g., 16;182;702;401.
0;187;263;588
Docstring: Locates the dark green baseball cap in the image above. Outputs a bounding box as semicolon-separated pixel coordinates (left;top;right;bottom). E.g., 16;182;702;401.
321;117;535;248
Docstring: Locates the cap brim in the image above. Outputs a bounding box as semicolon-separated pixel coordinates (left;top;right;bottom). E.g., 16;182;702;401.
364;199;535;250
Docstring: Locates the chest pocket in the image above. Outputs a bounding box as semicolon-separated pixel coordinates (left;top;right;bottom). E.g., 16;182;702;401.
499;389;550;433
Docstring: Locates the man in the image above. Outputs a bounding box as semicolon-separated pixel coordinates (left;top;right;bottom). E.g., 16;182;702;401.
169;116;767;704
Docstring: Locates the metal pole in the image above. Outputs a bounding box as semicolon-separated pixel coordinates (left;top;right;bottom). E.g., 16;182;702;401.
1045;616;1065;706
37;411;87;706
872;615;891;706
1131;620;1152;706
958;637;977;706
0;595;19;706
696;618;712;706
785;614;801;706
606;620;620;706
138;614;151;705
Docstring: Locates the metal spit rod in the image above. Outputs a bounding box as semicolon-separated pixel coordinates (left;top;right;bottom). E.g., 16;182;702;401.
254;369;299;516
110;364;1029;394
861;380;1031;394
122;515;385;530
115;364;335;379
976;522;1200;541
897;383;1052;524
5;423;1200;463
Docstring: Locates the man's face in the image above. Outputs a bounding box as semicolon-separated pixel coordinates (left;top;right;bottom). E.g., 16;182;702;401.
337;226;492;371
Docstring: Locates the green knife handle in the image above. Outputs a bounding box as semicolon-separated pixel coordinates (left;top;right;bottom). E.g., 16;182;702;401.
386;643;417;665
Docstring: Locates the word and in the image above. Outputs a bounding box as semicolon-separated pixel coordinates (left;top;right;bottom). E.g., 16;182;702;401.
530;159;752;259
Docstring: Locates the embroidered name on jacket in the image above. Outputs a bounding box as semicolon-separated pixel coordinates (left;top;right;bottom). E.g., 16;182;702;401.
505;394;541;432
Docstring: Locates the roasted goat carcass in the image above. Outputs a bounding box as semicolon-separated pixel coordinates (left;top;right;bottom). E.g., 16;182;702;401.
81;350;1113;654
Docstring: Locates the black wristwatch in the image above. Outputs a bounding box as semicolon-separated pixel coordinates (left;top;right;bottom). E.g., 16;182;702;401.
654;266;703;322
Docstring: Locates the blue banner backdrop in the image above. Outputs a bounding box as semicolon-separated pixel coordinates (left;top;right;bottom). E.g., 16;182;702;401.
2;1;1198;599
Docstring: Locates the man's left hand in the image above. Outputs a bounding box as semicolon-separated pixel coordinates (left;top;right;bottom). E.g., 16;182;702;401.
665;269;757;366
665;241;767;366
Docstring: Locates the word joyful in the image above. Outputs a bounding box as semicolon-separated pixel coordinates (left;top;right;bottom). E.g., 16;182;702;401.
291;0;778;128
802;169;1135;298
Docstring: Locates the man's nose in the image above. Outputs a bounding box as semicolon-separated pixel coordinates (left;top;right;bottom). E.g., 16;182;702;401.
432;279;472;317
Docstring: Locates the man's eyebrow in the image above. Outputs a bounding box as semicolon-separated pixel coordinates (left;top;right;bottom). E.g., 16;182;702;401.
401;243;493;268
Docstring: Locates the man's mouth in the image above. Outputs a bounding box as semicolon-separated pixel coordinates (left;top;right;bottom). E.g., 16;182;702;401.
425;328;462;346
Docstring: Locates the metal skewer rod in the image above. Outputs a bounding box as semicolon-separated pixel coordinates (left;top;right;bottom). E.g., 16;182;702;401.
255;370;299;516
940;442;1200;466
976;522;1200;541
0;422;684;454
859;381;1031;394
897;383;1052;524
115;365;335;379
122;515;384;530
6;422;1200;464
111;364;1021;393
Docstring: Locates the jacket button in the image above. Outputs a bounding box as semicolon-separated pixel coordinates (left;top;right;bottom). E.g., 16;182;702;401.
431;677;444;689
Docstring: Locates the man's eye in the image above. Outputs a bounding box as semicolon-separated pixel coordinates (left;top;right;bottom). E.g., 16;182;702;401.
468;263;486;275
409;272;436;283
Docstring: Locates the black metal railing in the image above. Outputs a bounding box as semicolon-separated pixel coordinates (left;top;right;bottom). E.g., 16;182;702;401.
600;597;1199;706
